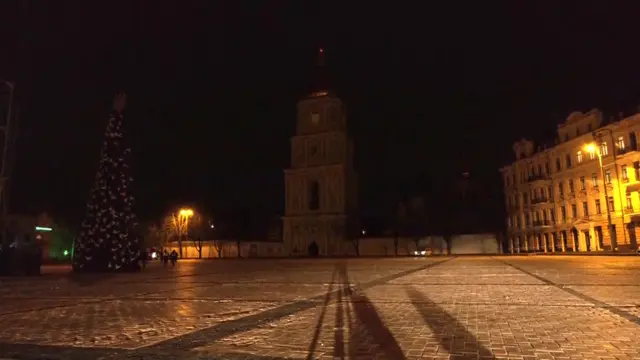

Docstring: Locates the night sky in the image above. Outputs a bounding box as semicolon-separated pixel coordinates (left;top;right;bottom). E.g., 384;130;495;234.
1;1;640;227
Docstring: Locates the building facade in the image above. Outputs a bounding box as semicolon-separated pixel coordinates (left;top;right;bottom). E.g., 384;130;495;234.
501;109;640;253
281;91;358;256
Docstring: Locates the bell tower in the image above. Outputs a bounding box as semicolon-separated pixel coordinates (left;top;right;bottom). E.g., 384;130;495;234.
282;49;357;256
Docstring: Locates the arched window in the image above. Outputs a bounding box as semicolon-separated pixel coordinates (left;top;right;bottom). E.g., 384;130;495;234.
309;181;320;210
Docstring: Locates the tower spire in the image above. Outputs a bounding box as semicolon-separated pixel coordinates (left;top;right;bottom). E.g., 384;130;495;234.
317;47;325;67
310;47;329;97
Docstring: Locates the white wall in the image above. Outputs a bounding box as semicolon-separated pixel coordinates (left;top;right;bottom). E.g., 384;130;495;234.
162;233;500;258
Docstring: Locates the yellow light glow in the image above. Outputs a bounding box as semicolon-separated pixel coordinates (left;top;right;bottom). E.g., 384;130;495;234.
179;208;194;217
584;143;597;154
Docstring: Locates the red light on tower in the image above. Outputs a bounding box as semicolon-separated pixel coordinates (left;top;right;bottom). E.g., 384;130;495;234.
319;48;324;53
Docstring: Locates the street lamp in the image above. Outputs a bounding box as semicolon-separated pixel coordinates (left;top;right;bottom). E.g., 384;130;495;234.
177;208;194;258
584;142;618;251
0;81;14;250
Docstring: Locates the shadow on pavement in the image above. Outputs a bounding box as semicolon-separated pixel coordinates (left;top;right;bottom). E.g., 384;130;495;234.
406;285;493;358
306;262;405;360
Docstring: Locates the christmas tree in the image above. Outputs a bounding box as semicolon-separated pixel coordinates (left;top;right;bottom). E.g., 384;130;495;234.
73;93;140;273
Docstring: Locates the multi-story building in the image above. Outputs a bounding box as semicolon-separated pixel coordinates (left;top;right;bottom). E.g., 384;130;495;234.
501;109;640;253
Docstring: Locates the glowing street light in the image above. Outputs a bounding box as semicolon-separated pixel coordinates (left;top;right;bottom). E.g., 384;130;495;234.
179;208;194;217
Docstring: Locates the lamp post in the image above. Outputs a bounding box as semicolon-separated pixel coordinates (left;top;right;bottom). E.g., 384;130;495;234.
178;208;194;258
593;128;626;250
0;81;14;251
585;142;618;251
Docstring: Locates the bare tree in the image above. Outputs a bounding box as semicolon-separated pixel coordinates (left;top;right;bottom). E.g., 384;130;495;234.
143;222;165;250
394;203;408;255
163;211;203;258
351;237;360;256
188;215;207;259
404;197;429;252
235;238;242;257
213;240;224;258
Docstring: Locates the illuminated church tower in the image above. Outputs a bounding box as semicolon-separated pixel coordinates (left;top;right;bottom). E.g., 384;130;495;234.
282;49;358;256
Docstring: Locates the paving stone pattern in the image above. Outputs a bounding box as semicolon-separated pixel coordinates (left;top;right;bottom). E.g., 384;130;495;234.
0;256;639;359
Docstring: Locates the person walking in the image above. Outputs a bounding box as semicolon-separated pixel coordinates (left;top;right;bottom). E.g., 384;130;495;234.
170;249;178;267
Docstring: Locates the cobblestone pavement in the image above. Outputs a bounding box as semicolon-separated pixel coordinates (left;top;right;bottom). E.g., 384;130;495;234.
1;256;640;359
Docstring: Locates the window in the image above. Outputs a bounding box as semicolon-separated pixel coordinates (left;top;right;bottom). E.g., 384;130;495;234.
545;162;550;174
626;194;633;210
571;204;577;218
601;142;609;156
308;181;320;210
533;212;538;221
569;180;574;193
550;209;556;222
566;154;572;168
595;199;601;214
579;176;586;190
591;173;598;187
523;192;529;204
311;112;320;125
542;210;547;221
507;217;512;228
547;186;553;200
635;161;640;181
588;150;595;160
630;131;637;150
515;216;520;228
556;158;561;171
617;136;625;150
587;123;592;132
577;151;583;163
525;213;530;225
621;165;629;181
558;182;564;196
608;196;615;211
605;170;612;184
582;202;589;216
537;164;542;175
561;206;566;220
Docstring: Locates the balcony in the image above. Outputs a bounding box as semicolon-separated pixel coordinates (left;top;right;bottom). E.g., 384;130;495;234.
616;146;637;156
527;174;551;184
531;196;552;205
532;220;552;227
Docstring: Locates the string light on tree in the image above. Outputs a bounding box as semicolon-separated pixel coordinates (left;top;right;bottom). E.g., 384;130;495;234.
73;93;140;273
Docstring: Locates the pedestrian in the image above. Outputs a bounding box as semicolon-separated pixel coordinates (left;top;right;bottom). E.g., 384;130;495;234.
170;249;178;267
140;248;148;270
163;250;170;267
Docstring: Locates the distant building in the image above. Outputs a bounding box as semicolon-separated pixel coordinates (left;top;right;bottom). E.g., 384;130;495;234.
281;49;358;256
500;109;640;253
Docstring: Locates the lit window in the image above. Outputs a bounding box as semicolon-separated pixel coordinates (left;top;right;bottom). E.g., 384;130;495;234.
626;194;633;210
617;136;625;150
588;150;595;160
605;170;612;184
601;142;608;156
591;173;598;187
577;151;583;163
622;165;629;181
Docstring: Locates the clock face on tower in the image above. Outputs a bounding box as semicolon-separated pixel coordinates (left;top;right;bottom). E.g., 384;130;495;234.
311;112;320;125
